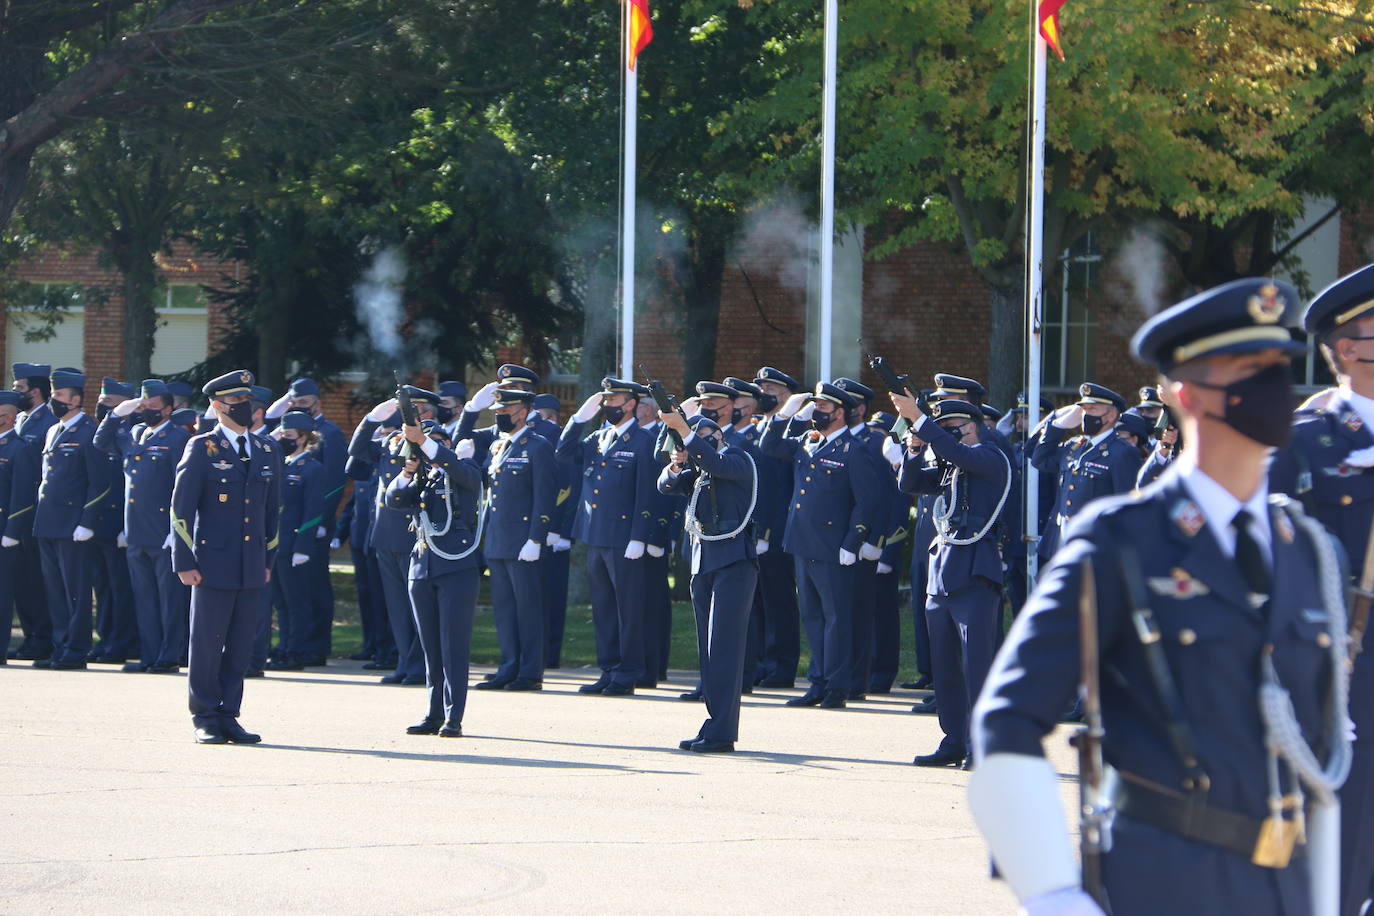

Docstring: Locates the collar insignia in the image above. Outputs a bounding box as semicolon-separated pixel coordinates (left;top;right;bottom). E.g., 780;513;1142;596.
1171;499;1205;537
1246;283;1284;324
1147;567;1210;599
1347;412;1363;432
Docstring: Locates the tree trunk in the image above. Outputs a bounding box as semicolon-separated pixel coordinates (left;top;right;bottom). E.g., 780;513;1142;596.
120;249;160;381
680;224;727;388
985;272;1024;412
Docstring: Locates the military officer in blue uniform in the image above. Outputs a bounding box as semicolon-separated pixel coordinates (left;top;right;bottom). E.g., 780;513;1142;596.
556;377;667;696
0;391;31;661
865;411;911;694
760;382;884;708
95;378;192;672
970;278;1349;916
386;420;483;738
1271;262;1374;916
7;362;53;659
337;453;393;665
32;368;109;669
267;412;326;670
473;387;556;691
1032;382;1142;563
457;364;562;464
532;392;578;667
889;392;1012;767
171;370;282;744
244;385;278;676
659;413;759;752
435;379;467;441
748;366;802;687
89;379;137;664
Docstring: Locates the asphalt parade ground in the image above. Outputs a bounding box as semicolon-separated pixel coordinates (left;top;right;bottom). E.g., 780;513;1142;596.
1;660;1081;914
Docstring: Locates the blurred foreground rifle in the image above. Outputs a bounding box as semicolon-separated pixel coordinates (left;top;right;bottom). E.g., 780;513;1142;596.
1068;556;1112;913
393;370;422;466
859;339;925;439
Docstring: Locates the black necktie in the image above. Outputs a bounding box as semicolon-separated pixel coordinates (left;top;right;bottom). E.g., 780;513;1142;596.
1232;509;1271;604
235;435;249;466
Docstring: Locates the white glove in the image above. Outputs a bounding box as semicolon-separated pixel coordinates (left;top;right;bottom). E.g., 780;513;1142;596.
366;397;399;422
624;539;646;560
778;392;810;419
265;394;292;420
112;398;141;418
546;531;561;547
1;536;18;548
1020;888;1105;916
755;538;770;555
453;439;475;461
882;435;904;469
1344;445;1374;469
329;538;341;550
518;539;541;562
291;552;310;567
838;548;856;566
793;401;816;422
680;396;701;418
72;525;94;542
116;531;128;548
162;532;174;550
877;561;893;575
1052;405;1083;430
553;537;572;552
203;404;218;422
316;526;327;538
468;381;501;412
859;542;883;562
572;393;602;423
968;754;1083;905
646;543;665;558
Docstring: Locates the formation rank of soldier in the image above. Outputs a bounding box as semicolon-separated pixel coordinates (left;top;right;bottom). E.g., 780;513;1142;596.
3;269;1373;915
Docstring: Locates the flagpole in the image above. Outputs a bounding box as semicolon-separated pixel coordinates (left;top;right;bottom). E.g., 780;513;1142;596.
1024;2;1048;584
619;10;638;380
818;0;838;381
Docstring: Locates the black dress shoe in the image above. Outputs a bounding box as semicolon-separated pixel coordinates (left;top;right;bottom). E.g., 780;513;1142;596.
819;692;847;709
757;677;796;688
691;739;735;754
578;678;611;694
911;695;939;714
635;680;658;689
740;685;753;695
438;721;463;738
221;721;262;744
503;678;543;691
913;747;965;768
960;757;975;771
379;673;406;684
847;690;867;702
52;659;87;670
785;690;824;707
362;661;395;670
32;658;53;668
406;719;441;735
268;659;304;671
122;662;149;673
401;675;426;686
475;677;513;690
482;672;496;681
194;726;228;745
349;651;374;661
148;663;181;674
678;688;704;702
868;685;892;695
99;656;128;665
601;683;635;696
900;675;934;690
678;734;704;751
300;655;327;667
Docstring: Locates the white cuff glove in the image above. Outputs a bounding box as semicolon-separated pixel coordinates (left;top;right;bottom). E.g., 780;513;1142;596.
1344;445;1374;469
112;398;141;418
624;539;646;560
646;543;665;558
572;394;602;424
1051;406;1082;430
366;398;399;422
755;538;769;555
329;538;341;550
418;436;439;460
877;561;893;575
291;552;310;567
968;754;1083;904
838;548;856;566
1020;888;1105;916
1;536;18;548
265;394;292;420
882;435;904;469
116;531;127;548
72;525;94;542
553;537;572;552
316;526;327;538
468;381;501;412
859;542;883;562
453;439;474;461
793;401;815;422
203;404;218;422
162;533;174;550
778;392;809;419
546;531;561;546
518;539;541;562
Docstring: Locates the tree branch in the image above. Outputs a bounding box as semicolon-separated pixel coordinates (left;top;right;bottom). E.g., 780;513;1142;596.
14;0;145;42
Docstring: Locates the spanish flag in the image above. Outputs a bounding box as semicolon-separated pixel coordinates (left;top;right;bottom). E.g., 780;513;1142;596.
628;0;653;71
1039;0;1066;60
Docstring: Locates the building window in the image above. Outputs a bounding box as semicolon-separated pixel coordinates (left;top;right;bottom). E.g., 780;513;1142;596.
5;283;85;372
150;283;209;376
1291;329;1335;392
1040;235;1101;394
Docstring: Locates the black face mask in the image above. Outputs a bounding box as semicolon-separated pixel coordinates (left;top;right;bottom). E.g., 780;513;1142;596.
435;405;454;425
1081;414;1105;436
1193;362;1295;448
602;404;625;425
811;409;834;432
495;413;516;433
286;406;309;415
140;408;164;428
703;435;723;452
224;401;254;428
280;435;301;454
757;393;778;414
731;408;744;425
49;398;72;419
96;404;112;421
698;406;719;423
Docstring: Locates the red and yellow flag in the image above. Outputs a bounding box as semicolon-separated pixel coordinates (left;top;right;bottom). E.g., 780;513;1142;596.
1038;0;1067;60
628;0;653;71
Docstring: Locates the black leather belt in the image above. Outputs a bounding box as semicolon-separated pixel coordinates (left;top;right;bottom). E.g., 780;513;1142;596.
1112;773;1304;865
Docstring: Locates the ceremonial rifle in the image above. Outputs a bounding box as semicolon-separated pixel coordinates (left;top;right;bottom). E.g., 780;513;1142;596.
393;370;422;466
1068;555;1112;913
640;366;717;522
1349;516;1374;667
858;338;923;440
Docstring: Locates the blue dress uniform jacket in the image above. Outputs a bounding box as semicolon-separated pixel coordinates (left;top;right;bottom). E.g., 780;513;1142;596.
384;443;483;579
0;430;26;654
657;436;759;575
750;416;794;546
976;473;1339;916
1032;425;1143;560
93;416;191;547
277;453;326;559
16;402;55;448
170;429;283;589
3;431;38;540
33;413;110;539
556;418;666;547
483;431;556;560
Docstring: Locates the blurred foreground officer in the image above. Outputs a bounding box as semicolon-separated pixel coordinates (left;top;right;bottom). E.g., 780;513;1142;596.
1272;262;1374;916
7;362;52;659
386;420;482;738
89;379;137;664
659;414;758;753
970;279;1351;916
890;393;1011;768
532;393;577;667
267;412;325;670
172;370;282;744
0;391;29;660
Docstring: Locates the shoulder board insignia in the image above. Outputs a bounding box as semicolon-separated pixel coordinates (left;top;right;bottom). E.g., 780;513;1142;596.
1347;412;1363;432
1147;568;1211;599
1171;499;1205;538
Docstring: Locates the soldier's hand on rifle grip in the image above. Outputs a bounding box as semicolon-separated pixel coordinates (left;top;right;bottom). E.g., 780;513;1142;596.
403;422;426;445
660;410;689;437
671;446;689;469
889;389;921;421
401;457;420;478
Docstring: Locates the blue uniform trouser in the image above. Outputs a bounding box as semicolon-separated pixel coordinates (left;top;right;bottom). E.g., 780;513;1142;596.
795;556;855;696
542;547;571;667
757;549;800;683
1341;656;1374;916
187;585;261;728
303;539;333;657
272;550;315;660
641;552;671;683
869;565;901;691
375;547;424;679
909;549;933;678
586;545;645;688
126;544;189;666
850;559;879;692
0;544;15;656
352;541;391;659
93;539;136;658
39;537;94;662
408;567;479;724
925;578;1000;756
693;558;759;743
488;557;545;682
250;586;272;671
13;535;50;647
